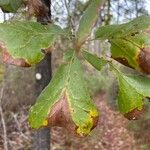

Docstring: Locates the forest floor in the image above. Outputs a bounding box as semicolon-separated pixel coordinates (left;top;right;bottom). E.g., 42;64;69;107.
0;92;146;150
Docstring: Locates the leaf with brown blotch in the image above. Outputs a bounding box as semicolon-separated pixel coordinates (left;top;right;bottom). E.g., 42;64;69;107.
2;50;30;67
0;21;63;66
29;50;99;136
138;47;150;74
96;15;150;74
124;108;144;120
111;64;150;120
47;94;77;133
0;41;30;67
117;71;144;119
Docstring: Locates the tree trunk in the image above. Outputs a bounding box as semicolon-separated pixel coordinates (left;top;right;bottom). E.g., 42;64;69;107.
33;0;51;150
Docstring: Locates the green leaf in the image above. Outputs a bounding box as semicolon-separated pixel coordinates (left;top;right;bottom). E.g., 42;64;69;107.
112;65;150;119
117;72;143;114
76;0;105;47
96;15;150;74
0;0;22;12
82;50;107;71
121;74;150;98
0;21;63;65
29;50;99;136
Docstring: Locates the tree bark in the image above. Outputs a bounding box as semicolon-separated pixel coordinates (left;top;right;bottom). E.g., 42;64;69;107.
33;54;51;150
33;0;51;150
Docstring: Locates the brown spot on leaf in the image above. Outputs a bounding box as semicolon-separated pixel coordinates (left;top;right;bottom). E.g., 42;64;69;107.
124;108;144;120
0;42;30;67
48;94;77;135
2;50;30;67
91;116;99;130
112;57;133;68
47;93;98;136
138;48;150;74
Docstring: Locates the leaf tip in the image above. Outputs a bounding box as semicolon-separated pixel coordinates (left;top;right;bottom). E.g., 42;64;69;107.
89;108;99;118
76;110;99;136
124;107;144;120
42;120;49;127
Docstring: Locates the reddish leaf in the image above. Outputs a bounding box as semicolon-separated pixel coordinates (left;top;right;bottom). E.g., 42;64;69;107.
2;50;30;67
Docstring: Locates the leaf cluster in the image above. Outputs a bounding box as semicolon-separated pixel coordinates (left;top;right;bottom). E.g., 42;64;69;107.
0;0;150;136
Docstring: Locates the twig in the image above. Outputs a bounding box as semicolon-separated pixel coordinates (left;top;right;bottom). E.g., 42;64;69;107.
63;0;75;34
85;38;98;42
0;86;9;150
11;112;29;141
64;0;70;16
